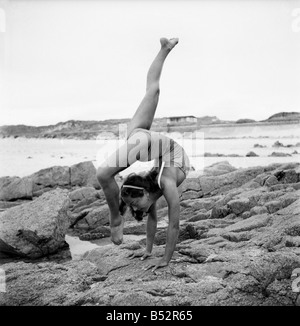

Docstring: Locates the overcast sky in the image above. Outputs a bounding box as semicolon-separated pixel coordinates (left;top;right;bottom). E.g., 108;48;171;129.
0;0;300;126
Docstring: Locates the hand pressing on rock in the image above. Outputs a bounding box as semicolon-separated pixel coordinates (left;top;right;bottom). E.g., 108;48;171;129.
128;249;152;261
143;258;169;272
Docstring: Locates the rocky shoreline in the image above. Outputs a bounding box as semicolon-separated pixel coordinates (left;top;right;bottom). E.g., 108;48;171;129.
0;160;300;306
1;113;299;140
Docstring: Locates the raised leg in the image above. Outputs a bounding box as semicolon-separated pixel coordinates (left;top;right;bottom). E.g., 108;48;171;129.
127;37;179;138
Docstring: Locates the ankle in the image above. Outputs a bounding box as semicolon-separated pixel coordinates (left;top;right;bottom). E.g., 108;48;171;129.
160;37;178;51
110;215;123;227
160;45;171;54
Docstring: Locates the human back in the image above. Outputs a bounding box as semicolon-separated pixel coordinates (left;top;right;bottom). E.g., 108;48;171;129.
127;127;190;175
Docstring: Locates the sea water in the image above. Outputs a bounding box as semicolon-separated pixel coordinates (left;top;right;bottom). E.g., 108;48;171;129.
0;135;299;178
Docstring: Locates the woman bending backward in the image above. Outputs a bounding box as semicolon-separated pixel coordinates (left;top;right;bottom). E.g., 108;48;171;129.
97;38;191;272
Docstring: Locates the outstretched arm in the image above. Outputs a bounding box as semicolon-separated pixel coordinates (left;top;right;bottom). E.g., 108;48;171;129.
161;179;180;265
145;202;158;255
144;176;180;272
128;202;158;261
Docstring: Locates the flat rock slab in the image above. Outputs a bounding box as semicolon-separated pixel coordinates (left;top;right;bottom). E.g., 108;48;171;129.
225;214;271;233
1;244;299;306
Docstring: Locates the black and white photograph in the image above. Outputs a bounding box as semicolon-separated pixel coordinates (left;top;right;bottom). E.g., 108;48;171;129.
0;0;300;309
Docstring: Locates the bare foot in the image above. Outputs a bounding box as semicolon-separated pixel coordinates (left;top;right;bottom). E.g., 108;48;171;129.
110;217;124;245
160;37;179;50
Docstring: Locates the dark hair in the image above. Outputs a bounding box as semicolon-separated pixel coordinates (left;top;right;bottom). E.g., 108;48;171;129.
121;167;160;197
119;168;159;221
119;197;145;222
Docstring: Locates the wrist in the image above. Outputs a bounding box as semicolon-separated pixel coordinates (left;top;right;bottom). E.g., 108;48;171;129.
146;241;154;253
145;247;152;254
161;256;170;264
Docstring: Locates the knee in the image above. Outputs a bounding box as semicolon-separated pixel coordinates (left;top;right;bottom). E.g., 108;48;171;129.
146;83;160;96
96;167;113;185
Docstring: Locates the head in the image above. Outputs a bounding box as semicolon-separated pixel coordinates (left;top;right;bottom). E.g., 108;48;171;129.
119;168;159;221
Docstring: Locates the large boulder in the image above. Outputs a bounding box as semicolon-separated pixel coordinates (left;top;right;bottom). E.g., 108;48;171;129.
70;161;100;189
0;161;103;202
0;189;71;258
0;176;33;201
203;161;237;176
199;164;281;196
30;166;70;197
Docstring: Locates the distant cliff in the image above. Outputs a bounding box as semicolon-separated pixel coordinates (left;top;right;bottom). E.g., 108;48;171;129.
0;112;299;140
0;119;131;140
265;112;300;122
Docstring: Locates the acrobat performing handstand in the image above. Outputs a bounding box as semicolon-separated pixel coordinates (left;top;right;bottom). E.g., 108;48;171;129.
97;37;191;271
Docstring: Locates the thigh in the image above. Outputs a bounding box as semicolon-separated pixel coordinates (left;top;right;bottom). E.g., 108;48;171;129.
176;167;187;187
160;166;186;188
98;130;150;176
127;87;159;138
